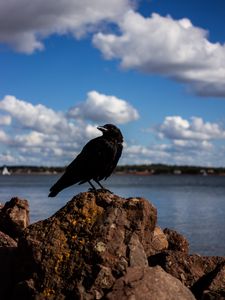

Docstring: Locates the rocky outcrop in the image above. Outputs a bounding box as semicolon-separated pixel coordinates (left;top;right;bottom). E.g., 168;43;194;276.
0;191;224;300
0;197;29;239
106;266;196;300
149;251;225;299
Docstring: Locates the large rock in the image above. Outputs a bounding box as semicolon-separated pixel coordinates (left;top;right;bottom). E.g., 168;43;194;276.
0;191;223;300
201;264;225;299
106;266;196;300
0;231;17;247
149;251;225;299
0;246;18;299
0;231;18;299
163;227;189;253
0;197;30;239
14;191;157;299
151;226;169;252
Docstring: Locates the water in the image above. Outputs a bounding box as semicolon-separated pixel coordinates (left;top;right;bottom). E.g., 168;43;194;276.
0;174;224;256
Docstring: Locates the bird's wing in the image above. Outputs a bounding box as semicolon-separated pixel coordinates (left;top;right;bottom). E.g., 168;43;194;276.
66;136;115;180
49;137;107;196
104;142;123;179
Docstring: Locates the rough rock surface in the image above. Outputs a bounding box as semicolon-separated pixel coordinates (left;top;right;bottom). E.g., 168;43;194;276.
14;191;157;299
0;197;29;238
163;227;189;253
0;198;27;299
152;226;169;252
106;266;196;300
149;251;225;299
0;191;224;300
0;230;17;247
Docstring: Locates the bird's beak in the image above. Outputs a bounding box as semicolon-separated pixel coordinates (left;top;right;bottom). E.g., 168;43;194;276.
97;126;107;132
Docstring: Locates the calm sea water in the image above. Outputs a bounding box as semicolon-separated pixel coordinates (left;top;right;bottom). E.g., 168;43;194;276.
0;174;224;256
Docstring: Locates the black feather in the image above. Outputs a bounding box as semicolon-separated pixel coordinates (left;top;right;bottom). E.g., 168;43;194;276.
48;124;123;197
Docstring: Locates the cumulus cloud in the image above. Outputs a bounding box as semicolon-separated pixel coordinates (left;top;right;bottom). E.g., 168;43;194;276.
68;90;139;124
0;152;15;164
0;0;132;53
0;115;11;125
1;94;224;166
0;95;78;136
121;138;222;167
0;129;10;143
0;95;86;165
158;116;225;141
93;11;225;97
0;93;138;165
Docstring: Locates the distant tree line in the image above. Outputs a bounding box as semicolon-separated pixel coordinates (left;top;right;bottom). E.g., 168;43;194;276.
115;164;225;175
1;164;225;175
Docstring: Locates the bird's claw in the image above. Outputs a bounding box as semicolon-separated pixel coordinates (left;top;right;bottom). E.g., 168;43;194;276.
88;187;97;192
88;188;113;194
99;188;113;194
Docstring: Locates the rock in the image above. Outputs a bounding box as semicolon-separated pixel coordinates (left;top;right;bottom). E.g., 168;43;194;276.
14;191;157;299
0;191;223;300
0;241;18;299
148;251;225;299
128;232;148;267
0;230;17;247
0;197;30;239
201;263;225;300
151;226;168;252
106;266;196;300
163;227;189;253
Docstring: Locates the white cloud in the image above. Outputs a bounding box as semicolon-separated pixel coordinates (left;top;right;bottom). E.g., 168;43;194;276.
0;0;132;53
0;95;79;137
158;116;225;141
68;90;139;124
0;93;138;165
0;94;224;167
14;131;45;147
93;11;225;97
121;138;223;167
0;129;10;143
0;152;15;164
0;115;11;125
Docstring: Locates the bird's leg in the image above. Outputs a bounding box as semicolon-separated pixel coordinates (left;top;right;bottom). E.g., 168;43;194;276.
88;180;97;191
95;180;104;189
94;180;113;194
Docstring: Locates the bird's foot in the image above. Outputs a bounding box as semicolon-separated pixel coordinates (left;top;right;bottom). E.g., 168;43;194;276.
99;188;113;194
88;187;97;193
88;188;113;194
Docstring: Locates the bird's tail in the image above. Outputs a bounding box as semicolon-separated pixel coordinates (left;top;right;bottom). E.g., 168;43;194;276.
48;172;79;197
48;188;59;197
48;181;63;197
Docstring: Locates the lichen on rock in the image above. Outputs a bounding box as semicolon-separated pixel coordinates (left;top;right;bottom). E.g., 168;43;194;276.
0;191;224;300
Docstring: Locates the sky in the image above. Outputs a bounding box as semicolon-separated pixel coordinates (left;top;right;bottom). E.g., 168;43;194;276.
0;0;225;167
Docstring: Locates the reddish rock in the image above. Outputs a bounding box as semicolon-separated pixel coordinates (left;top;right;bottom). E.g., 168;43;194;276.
149;251;225;299
163;227;189;253
201;264;225;299
0;231;17;247
106;266;196;300
0;197;29;238
0;191;223;300
152;226;168;252
14;191;157;299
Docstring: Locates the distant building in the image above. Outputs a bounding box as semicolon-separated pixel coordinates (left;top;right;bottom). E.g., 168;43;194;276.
173;170;182;175
200;169;207;176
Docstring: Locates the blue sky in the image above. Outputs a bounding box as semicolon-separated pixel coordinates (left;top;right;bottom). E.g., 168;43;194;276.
0;0;225;167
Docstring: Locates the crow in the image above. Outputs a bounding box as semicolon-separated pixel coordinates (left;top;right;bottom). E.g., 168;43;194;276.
48;124;123;197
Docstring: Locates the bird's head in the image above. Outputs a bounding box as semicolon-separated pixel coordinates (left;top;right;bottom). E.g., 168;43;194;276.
97;124;123;143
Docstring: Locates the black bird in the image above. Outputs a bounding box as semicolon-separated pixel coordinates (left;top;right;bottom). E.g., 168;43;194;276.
48;124;123;197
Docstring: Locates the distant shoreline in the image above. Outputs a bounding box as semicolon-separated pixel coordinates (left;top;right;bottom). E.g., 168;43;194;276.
1;164;225;176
